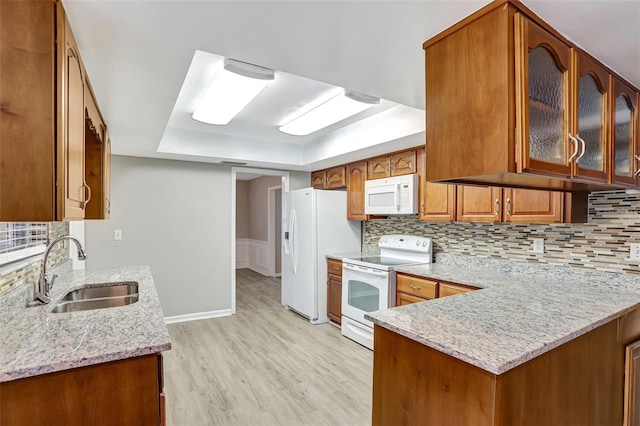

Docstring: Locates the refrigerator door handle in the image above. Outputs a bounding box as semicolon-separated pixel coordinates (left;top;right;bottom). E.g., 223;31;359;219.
290;209;297;274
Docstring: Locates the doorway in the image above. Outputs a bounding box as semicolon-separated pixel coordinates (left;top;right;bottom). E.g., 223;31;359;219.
231;167;289;314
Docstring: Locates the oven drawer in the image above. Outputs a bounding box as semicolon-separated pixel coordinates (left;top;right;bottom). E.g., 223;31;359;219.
397;274;437;299
327;259;343;277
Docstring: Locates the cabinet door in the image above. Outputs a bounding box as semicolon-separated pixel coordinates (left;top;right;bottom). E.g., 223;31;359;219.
396;292;427;306
417;146;456;221
311;170;326;189
439;282;477;298
516;15;572;178
346;161;367;220
624;340;640;426
456;186;501;222
573;51;609;182
390;150;416;176
368;156;390;180
503;188;563;223
60;17;85;220
84;87;106;220
610;77;639;187
326;166;346;189
327;274;342;324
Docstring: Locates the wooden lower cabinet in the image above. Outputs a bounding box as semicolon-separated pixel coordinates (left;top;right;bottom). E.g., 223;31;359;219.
0;354;165;426
625;340;640;426
439;282;478;298
327;259;342;324
373;320;625;425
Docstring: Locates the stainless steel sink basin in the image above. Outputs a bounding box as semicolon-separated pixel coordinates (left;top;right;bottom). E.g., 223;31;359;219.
51;282;139;313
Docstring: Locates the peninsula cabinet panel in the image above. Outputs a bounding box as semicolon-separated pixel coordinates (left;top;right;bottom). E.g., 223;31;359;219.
346;161;368;220
0;354;163;426
625;340;640;426
373;319;622;425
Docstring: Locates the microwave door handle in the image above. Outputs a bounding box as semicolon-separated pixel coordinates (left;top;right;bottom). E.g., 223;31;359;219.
395;183;400;211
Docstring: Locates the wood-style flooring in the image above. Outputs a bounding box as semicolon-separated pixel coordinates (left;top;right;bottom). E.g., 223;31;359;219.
164;269;373;425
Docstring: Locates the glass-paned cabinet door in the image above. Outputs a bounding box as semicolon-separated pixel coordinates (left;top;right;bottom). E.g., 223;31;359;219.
574;52;609;181
518;15;572;177
611;77;638;186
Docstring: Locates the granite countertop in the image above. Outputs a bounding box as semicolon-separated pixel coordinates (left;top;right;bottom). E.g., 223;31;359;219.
366;255;640;375
0;262;171;382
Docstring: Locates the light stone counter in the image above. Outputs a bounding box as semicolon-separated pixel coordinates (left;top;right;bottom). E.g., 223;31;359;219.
0;261;171;382
366;255;640;375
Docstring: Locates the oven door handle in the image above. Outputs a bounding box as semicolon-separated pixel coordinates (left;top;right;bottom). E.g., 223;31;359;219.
343;263;388;277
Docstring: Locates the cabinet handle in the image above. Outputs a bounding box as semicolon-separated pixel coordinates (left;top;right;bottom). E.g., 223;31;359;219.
331;266;340;270
409;284;422;290
634;155;640;178
421;202;425;215
494;198;499;216
575;135;586;163
82;181;92;208
506;198;511;216
568;133;579;164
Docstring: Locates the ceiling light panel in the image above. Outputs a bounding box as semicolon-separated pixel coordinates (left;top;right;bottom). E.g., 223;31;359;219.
192;58;274;125
279;89;379;136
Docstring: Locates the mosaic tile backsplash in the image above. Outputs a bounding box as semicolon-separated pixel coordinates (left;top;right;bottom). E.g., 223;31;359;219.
364;190;640;275
0;222;69;297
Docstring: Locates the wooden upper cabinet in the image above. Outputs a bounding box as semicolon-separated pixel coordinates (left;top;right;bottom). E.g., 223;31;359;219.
610;77;639;187
369;150;417;180
368;156;391;180
311;170;326;189
417;147;456;222
573;51;610;182
84;84;111;220
516;14;572;179
456;186;502;222
347;161;367;220
390;150;417;176
0;1;108;221
326;166;346;189
424;1;638;191
503;188;563;223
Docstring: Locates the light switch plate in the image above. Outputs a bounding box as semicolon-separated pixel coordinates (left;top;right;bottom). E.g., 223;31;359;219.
631;243;640;261
532;238;544;254
114;229;122;241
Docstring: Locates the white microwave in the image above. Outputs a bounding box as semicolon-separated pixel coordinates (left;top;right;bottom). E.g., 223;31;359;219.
364;174;418;215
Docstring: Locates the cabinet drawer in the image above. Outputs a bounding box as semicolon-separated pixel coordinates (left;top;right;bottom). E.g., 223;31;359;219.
439;282;478;298
396;292;428;306
397;274;437;299
327;259;343;277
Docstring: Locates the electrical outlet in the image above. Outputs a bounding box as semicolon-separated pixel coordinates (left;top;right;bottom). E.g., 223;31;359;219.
631;243;640;261
532;238;544;254
114;229;122;241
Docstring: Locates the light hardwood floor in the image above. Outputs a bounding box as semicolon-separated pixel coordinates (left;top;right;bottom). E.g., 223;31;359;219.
164;269;373;425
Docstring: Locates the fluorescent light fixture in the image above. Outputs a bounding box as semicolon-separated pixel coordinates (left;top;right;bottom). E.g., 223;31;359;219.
192;58;274;125
279;89;380;136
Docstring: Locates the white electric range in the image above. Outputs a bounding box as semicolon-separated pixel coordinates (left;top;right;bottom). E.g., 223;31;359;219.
341;234;432;349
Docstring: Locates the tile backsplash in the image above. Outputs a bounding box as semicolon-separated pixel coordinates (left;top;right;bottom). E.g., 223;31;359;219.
0;222;69;297
365;190;640;275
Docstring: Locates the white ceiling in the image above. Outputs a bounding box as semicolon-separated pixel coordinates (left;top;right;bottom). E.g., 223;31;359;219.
62;0;640;172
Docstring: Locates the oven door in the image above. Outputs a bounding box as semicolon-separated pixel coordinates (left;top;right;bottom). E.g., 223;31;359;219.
341;262;390;327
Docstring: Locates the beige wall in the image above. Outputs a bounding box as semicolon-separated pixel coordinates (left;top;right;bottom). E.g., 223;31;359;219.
248;176;282;241
236;181;249;239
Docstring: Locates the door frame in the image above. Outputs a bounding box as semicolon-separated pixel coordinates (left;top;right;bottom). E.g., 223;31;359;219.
231;167;290;314
267;185;282;278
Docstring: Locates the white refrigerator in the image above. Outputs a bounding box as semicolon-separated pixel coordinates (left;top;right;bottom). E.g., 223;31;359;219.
282;188;361;324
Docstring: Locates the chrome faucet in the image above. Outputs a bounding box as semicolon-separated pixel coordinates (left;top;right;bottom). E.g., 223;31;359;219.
34;236;87;304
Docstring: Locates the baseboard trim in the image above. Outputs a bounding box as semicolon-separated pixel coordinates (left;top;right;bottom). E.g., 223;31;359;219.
164;309;233;324
249;263;270;276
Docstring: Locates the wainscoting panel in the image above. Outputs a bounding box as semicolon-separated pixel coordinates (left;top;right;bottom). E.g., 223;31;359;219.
236;238;249;269
236;238;270;276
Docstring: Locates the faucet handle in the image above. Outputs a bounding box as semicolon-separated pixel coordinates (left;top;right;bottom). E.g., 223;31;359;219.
47;274;58;291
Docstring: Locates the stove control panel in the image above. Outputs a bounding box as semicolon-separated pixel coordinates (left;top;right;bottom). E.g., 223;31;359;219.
378;234;432;253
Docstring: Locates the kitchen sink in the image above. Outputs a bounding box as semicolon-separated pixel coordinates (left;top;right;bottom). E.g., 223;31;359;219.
51;282;139;313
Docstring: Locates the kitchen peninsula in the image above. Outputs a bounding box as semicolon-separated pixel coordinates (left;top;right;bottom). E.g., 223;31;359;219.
367;255;640;425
